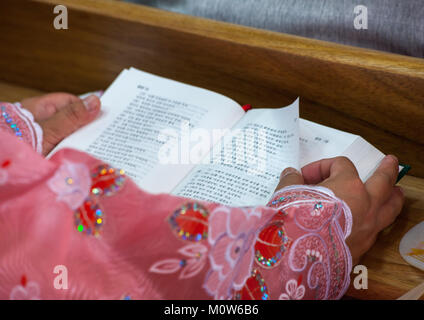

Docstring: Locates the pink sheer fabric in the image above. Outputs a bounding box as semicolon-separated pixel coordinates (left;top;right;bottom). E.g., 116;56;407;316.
0;102;43;154
0;113;352;300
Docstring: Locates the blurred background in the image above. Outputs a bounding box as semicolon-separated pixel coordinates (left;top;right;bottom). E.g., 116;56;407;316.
123;0;424;58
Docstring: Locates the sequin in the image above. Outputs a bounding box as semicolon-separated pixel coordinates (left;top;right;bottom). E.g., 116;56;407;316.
254;219;291;268
270;196;291;206
169;203;209;242
74;199;104;237
312;202;324;216
90;164;126;197
233;269;269;300
1;109;23;139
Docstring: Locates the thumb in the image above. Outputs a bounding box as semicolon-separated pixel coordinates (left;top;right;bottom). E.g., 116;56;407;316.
274;167;304;192
40;95;101;155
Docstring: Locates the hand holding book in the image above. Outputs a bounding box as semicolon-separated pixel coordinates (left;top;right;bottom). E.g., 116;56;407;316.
275;155;404;266
1;67;406;295
20;93;102;156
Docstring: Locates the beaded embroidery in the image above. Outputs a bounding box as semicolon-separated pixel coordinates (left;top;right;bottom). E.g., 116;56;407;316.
1;106;23;139
168;203;209;242
91;164;125;197
270;196;289;206
0;102;43;153
254;220;291;268
312;202;324;216
233;269;269;300
74;198;104;237
72;164;126;237
150;185;352;300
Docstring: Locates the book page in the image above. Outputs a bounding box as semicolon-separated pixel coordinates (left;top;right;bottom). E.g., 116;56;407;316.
299;119;358;166
49;68;245;193
172;99;299;207
299;119;385;181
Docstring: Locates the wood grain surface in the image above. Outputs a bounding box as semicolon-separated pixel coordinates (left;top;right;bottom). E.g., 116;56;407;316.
0;82;45;102
0;0;423;299
346;175;424;300
1;54;423;303
0;0;422;176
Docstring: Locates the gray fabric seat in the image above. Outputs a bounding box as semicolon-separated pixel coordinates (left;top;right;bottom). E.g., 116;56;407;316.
126;0;424;58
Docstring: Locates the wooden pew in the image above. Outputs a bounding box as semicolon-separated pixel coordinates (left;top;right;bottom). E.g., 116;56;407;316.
0;0;423;299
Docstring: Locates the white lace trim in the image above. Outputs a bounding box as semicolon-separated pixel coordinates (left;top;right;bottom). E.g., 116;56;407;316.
269;184;353;298
270;184;353;239
14;102;43;154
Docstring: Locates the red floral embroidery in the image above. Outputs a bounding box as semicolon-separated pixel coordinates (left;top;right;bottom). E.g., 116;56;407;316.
1;159;11;168
10;275;40;300
150;203;210;279
233;269;269;300
254;214;291;268
74;164;126;237
20;275;27;287
74;198;103;237
90;164;125;197
168;203;209;242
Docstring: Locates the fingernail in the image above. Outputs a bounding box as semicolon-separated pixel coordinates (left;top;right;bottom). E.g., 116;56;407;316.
383;154;398;165
83;95;99;112
280;167;300;179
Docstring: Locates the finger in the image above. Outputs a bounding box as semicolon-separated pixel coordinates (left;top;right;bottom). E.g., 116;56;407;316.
40;95;101;155
365;155;399;209
21;93;80;121
274;167;304;192
376;186;405;231
301;156;359;184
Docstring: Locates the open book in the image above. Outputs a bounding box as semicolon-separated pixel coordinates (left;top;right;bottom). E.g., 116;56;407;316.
51;67;405;207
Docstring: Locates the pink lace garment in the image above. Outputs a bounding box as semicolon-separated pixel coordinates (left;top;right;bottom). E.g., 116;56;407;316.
0;102;43;154
0;102;352;300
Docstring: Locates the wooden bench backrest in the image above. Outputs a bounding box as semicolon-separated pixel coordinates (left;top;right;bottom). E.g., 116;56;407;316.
0;0;423;176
